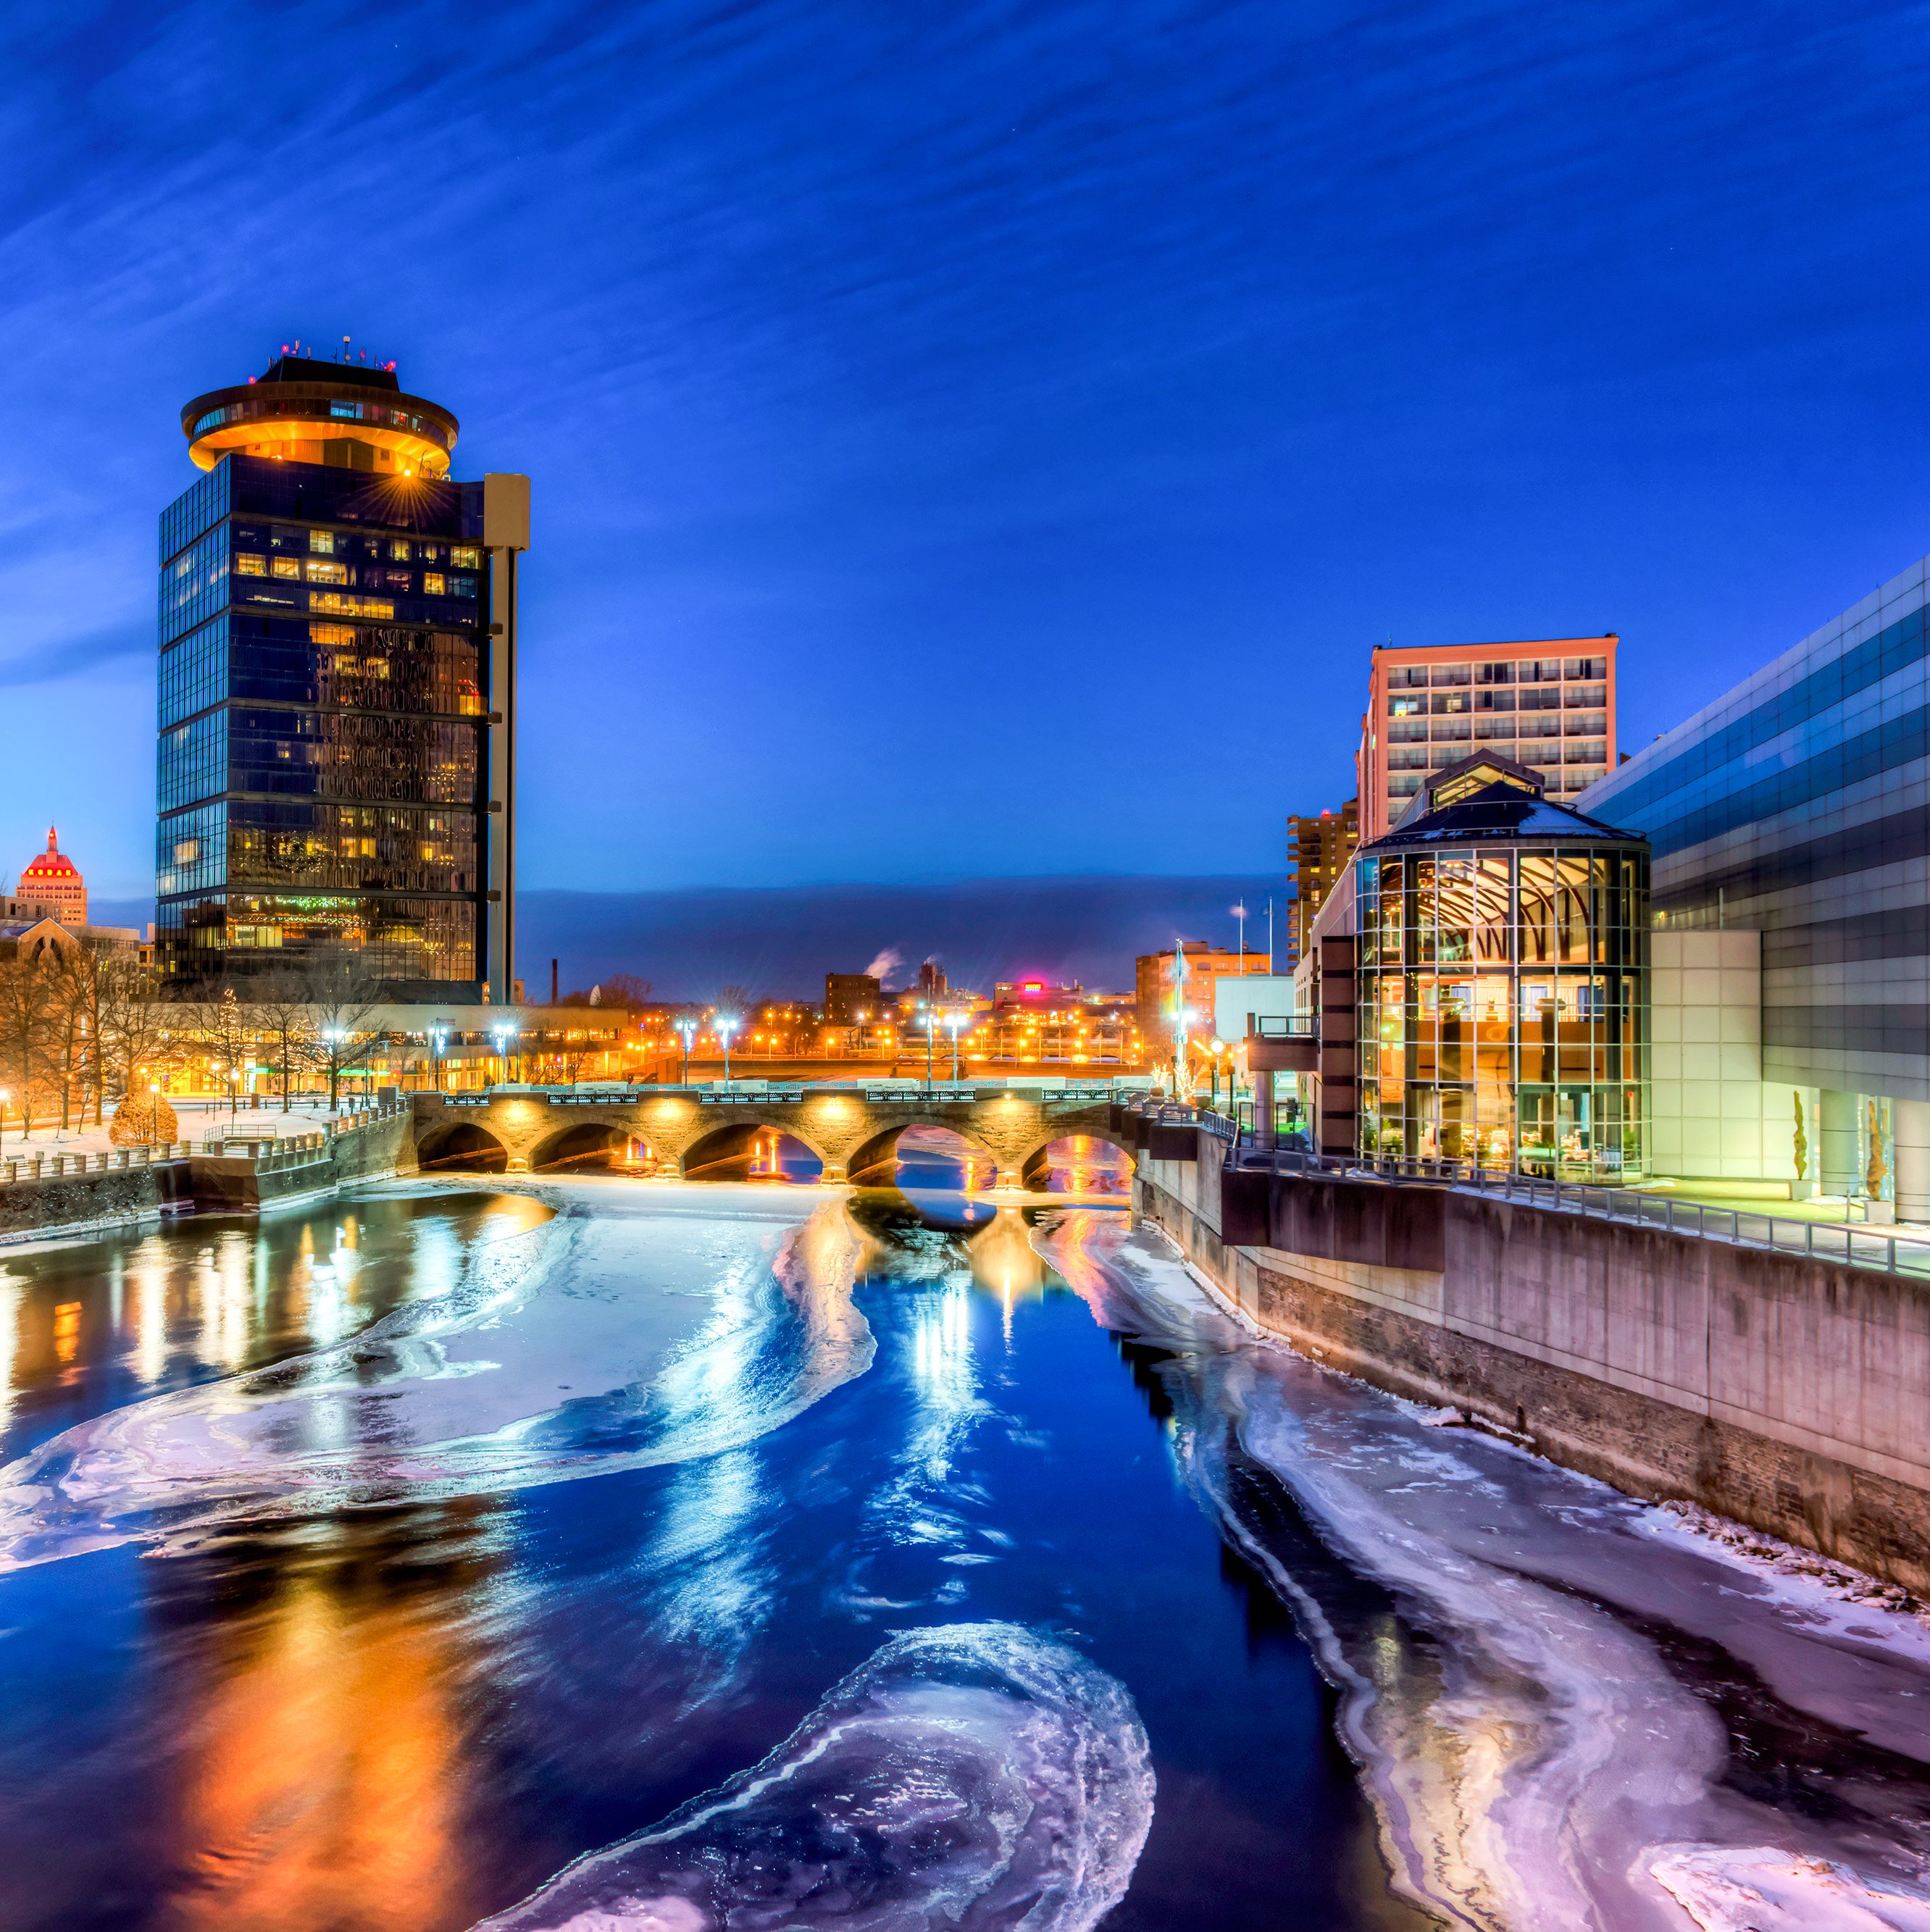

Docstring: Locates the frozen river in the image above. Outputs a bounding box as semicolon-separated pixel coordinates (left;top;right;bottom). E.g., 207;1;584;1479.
0;1179;1926;1929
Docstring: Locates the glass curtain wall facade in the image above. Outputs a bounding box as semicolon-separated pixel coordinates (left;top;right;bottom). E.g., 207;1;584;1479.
1354;828;1649;1180
1579;556;1930;1100
156;453;493;996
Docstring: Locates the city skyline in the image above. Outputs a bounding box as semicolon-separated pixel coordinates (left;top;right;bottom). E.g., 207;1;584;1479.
8;2;1930;896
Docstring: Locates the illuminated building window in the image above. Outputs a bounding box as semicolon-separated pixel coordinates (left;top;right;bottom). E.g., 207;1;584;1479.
423;572;446;595
451;545;480;569
309;530;335;554
235;552;267;576
310;623;355;646
449;574;475;598
305;559;348;585
271;556;300;580
309;592;395;618
391;539;412;561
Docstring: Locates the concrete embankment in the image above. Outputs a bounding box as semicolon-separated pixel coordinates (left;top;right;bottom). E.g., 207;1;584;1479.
0;1109;418;1246
1135;1129;1930;1593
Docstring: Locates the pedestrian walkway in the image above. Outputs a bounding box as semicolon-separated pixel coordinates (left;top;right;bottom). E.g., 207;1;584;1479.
0;1097;362;1160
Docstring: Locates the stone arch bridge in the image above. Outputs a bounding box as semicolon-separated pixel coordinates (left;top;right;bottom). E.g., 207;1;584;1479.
411;1084;1135;1188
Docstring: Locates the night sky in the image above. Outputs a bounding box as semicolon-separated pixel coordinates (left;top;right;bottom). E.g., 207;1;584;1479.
7;1;1930;900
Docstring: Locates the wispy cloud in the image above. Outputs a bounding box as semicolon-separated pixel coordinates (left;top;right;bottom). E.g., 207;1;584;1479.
4;0;1930;887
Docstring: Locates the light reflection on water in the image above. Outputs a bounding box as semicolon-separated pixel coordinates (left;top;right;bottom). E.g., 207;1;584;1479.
0;1194;550;1469
33;1187;1928;1929
0;1184;1437;1931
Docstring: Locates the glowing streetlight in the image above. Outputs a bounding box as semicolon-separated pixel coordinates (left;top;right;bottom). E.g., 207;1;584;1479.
674;1018;698;1085
430;1026;449;1093
945;1009;966;1082
488;1020;520;1087
715;1014;740;1090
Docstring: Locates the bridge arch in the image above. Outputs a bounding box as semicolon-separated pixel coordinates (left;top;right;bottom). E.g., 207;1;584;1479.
680;1117;829;1182
416;1118;510;1173
845;1122;998;1189
529;1120;651;1174
1017;1131;1136;1194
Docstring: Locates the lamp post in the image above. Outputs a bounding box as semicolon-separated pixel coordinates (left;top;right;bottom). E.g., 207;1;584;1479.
675;1019;697;1085
430;1026;448;1094
488;1021;519;1088
716;1016;739;1090
920;1004;937;1089
945;1010;966;1082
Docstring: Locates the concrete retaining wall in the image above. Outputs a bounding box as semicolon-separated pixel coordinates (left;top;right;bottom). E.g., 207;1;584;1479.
0;1110;417;1243
1137;1137;1930;1593
0;1163;191;1245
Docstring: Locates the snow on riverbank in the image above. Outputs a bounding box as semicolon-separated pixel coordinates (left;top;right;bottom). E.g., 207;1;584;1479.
1033;1209;1930;1931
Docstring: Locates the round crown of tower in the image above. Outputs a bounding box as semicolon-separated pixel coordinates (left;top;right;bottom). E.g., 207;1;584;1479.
180;343;459;479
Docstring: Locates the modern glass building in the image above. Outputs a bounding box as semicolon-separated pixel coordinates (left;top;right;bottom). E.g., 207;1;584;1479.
157;353;528;1000
1579;553;1930;1212
1350;754;1650;1179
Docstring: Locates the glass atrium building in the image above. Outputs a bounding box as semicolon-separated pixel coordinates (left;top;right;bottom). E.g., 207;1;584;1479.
1352;755;1650;1179
156;354;527;999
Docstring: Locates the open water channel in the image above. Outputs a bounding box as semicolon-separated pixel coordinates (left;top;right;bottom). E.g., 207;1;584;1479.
0;1163;1929;1930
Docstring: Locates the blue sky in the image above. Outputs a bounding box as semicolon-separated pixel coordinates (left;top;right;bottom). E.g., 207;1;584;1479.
5;0;1930;898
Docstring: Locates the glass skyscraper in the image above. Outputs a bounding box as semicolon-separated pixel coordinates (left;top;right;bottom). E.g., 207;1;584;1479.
156;353;528;1000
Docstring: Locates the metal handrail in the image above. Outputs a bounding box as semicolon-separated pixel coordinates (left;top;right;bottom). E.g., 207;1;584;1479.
1250;1015;1315;1038
1219;1130;1925;1281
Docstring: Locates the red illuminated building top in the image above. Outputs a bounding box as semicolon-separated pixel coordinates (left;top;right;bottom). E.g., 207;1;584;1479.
17;826;86;924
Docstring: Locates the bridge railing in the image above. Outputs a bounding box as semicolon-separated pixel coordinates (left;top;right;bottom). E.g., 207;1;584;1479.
434;1080;1129;1107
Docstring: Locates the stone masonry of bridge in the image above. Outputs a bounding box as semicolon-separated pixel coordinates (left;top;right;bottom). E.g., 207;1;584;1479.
411;1090;1132;1187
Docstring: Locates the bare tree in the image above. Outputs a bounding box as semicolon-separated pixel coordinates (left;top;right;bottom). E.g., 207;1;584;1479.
601;972;653;1010
97;955;180;1113
201;987;254;1122
304;963;380;1112
0;957;54;1138
249;970;318;1113
46;945;106;1132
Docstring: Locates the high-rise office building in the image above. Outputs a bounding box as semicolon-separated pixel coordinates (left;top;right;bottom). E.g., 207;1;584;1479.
1355;636;1618;845
156;351;529;998
1286;799;1358;966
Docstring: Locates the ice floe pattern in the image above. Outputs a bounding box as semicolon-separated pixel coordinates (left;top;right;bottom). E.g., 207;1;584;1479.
471;1621;1153;1932
1034;1210;1930;1932
0;1191;874;1570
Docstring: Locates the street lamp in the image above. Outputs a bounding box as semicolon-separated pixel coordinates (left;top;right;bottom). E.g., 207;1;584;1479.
945;1009;966;1082
488;1021;520;1087
919;1003;937;1088
675;1019;698;1085
716;1015;739;1089
430;1026;449;1093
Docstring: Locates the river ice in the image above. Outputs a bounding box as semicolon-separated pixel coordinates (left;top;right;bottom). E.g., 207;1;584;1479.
9;1179;1930;1930
0;1184;874;1569
1034;1210;1930;1931
470;1621;1154;1932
